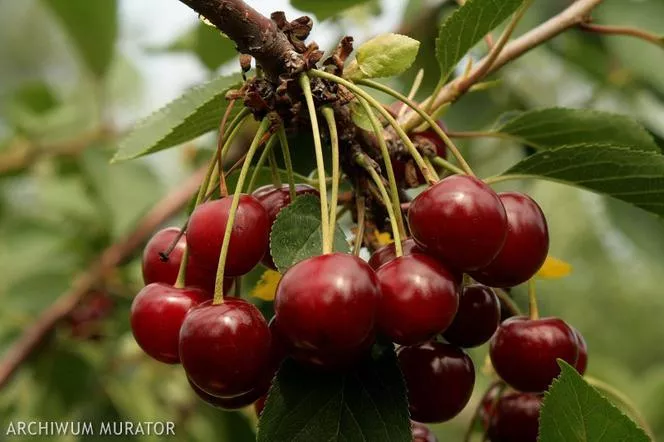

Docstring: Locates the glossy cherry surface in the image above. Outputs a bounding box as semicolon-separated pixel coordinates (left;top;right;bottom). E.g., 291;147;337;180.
130;283;208;364
443;284;500;348
408;175;507;271
179;298;271;397
411;421;438;442
398;341;475;423
470;192;549;287
376;254;458;345
490;316;578;392
368;238;425;270
482;390;542;442
274;253;380;366
571;326;588;375
188;377;269;410
187;195;270;276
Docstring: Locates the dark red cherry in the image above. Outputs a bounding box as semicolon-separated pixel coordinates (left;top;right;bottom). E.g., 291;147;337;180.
179;298;271;397
187;195;270;276
188;377;269;410
274;253;380;367
368;238;424;270
253;184;319;269
408;175;507;271
412;120;448;159
490;316;578;392
376;254;458;345
398;342;475;423
470;193;549;287
254;393;268;416
411;421;438;442
443;284;500;348
482;390;542;442
141;227;233;294
571;326;588;375
130;283;208;364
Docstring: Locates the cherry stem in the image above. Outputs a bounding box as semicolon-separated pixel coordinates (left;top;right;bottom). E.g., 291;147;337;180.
268;144;282;187
357;97;406;239
353;188;366;257
423;157;441;181
213;117;271;304
247;135;278;192
277;125;297;201
356;154;403;257
322;108;341;250
462;381;504;442
159;226;186;261
431;156;466;176
356;78;475;177
299;73;331;254
397;68;424;120
528;279;539;320
484;174;534;185
174;248;189;289
495;288;523;317
584;376;655;440
216;100;237;196
309;69;437;185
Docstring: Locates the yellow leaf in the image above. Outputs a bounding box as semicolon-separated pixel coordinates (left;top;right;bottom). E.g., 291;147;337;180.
376;231;392;246
536;256;572;279
250;269;282;301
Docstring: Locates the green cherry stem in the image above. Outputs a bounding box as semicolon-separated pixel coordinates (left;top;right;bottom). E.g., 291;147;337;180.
398;68;424;120
247;135;278;192
267;142;282;187
353;186;366;257
277;125;297;201
483;174;534;185
527;279;539;320
308;69;437;185
356;78;475;177
431;156;466;176
356;154;403;257
423;157;441;181
213;117;271;304
495;288;523;317
299;73;331;254
322;107;340;248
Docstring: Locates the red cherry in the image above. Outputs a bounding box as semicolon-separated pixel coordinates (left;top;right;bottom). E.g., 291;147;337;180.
470;193;549;287
571;326;588;375
368;238;424;270
253;184;319;269
398;342;475;423
411;421;438;442
412;120;448;159
130;283;208;364
376;254;458;345
482;389;542;442
254;393;268;416
179;298;271;397
408;175;507;271
187;195;270;277
443;284;500;348
490;316;579;392
274;253;380;367
188;377;269;410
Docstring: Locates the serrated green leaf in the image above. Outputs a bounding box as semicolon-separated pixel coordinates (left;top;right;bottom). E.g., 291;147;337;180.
257;344;410;442
349;99;374;132
503;144;664;218
495;108;659;151
43;0;117;77
436;0;524;81
113;74;243;162
539;361;650;442
290;0;371;21
346;34;420;81
270;195;349;273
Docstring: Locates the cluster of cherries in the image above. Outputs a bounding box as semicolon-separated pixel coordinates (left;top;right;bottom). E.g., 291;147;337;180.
129;130;587;442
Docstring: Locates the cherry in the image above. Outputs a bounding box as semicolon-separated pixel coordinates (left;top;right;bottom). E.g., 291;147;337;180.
253;183;319;269
376;254;458;345
188;377;269;410
130;283;208;364
187;195;270;277
274;253;380;367
412;120;448;159
490;316;578;392
470;192;549;287
254;393;268;416
443;284;500;348
571;326;588;375
368;238;424;270
398;341;475;423
481;389;542;442
408;175;507;272
179;298;271;397
411;421;438;442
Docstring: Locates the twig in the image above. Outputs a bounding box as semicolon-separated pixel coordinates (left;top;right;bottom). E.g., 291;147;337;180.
0;166;208;390
579;22;664;49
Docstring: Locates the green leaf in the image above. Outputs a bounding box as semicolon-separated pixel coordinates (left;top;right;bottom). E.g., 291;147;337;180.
257;344;410;442
539;361;650;442
495;108;659;151
270;195;349;273
290;0;371;21
435;0;524;81
346;34;420;81
113;74;243;162
43;0;117;77
503;144;664;218
349;99;374;132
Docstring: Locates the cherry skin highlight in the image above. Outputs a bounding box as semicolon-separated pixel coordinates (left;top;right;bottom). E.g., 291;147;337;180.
408;175;507;271
274;253;380;367
130;283;208;364
376;254;459;345
398;341;475;423
490;316;579;392
443;284;500;348
179;298;271;397
470;192;549;287
187;195;270;277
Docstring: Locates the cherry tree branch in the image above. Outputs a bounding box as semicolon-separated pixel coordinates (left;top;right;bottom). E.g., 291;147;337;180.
579;22;664;49
0;166;208;391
